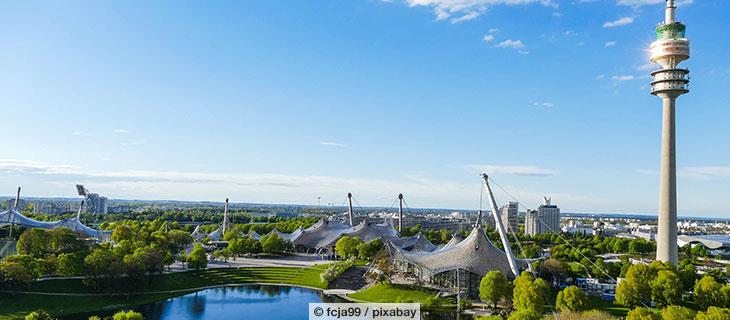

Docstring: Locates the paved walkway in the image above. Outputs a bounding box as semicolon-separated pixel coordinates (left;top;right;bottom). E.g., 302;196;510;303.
167;254;335;272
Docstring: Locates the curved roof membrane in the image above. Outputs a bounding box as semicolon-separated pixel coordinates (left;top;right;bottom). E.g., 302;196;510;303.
0;209;110;240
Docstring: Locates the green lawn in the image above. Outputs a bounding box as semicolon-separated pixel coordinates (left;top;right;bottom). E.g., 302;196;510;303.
0;265;330;320
349;283;451;305
588;296;630;317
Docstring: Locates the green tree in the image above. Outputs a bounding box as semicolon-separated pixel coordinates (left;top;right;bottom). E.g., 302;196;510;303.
357;239;383;260
112;310;144;320
24;310;55;320
0;260;33;289
696;307;730;320
56;252;86;276
16;229;50;257
335;236;362;258
167;230;193;252
625;307;660;320
260;233;291;254
111;225;136;243
616;264;652;308
695;276;723;310
555;286;588;312
480;270;510;308
512;272;547;313
650;269;683;308
187;243;208;271
660;305;697;320
507;309;542;320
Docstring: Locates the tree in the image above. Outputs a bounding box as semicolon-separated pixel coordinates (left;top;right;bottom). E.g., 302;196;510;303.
187;243;208;271
357;239;383;260
47;228;85;254
167;230;193;252
111;225;136;243
513;272;547;313
507;309;542;320
660;305;697;320
335;236;362;258
616;264;652;308
650;269;683;307
56;252;86;276
83;247;120;291
112;310;144;320
696;307;730;320
0;260;33;289
539;259;567;282
260;233;291;254
16;229;50;257
721;285;730;308
625;307;660;320
24;310;55;320
555;286;588;312
695;276;723;310
480;271;510;308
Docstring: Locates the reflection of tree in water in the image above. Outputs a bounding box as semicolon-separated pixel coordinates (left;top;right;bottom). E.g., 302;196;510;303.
260;285;283;297
187;291;207;315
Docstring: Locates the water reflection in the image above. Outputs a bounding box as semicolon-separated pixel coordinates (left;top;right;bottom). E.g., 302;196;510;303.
64;285;468;320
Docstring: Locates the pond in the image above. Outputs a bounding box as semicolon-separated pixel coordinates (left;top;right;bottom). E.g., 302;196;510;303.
66;285;466;320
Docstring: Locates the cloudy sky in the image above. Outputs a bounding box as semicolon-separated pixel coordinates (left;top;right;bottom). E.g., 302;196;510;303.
1;0;729;217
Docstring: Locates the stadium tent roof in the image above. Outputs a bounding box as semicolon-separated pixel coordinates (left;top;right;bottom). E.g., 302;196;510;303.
293;218;351;249
390;226;514;278
191;225;207;241
0;209;110;240
435;233;465;252
246;229;261;240
384;232;437;252
343;220;399;243
267;227;303;242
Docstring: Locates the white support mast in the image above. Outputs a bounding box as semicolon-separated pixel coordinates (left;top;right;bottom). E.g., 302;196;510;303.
76;200;85;220
347;193;354;226
222;198;229;235
9;187;20;238
398;193;404;233
481;174;520;277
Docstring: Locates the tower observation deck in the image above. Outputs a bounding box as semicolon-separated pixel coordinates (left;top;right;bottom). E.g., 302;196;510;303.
651;0;689;266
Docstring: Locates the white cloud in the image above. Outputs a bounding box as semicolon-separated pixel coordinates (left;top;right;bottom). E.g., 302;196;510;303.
532;101;554;108
0;159;81;175
482;34;495;42
113;129;129;134
488;28;499;33
604;41;617;47
611;75;636;81
120;140;147;147
319;141;348;148
518;50;530;55
603;16;634;28
73;132;91;137
464;164;556;177
495;39;525;49
402;0;556;23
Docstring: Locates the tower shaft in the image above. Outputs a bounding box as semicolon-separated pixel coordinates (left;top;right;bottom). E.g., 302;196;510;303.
657;97;678;264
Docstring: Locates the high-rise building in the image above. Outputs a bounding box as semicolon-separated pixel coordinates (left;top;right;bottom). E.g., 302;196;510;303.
85;193;108;214
525;197;561;236
650;0;689;265
500;202;519;234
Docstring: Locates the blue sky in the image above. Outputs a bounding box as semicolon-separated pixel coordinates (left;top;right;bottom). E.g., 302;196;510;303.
1;0;729;217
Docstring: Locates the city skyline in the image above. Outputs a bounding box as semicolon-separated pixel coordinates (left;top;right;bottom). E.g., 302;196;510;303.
2;1;730;217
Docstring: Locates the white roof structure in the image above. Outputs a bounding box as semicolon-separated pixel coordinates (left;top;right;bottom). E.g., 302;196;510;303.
266;227;303;242
343;220;399;243
0;209;110;240
191;225;207;241
435;233;465;252
390;226;515;278
384;232;438;252
293;218;351;249
207;224;225;241
246;229;262;240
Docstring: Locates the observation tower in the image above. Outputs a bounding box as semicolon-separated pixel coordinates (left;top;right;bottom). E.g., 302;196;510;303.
650;0;690;265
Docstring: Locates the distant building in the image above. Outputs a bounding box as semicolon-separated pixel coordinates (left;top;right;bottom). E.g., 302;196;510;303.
85;193;108;214
107;205;132;214
6;198;27;211
525;197;561;236
500;202;519;234
33;201;76;214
